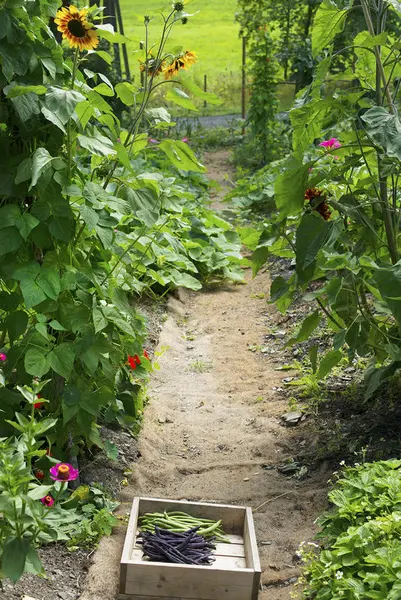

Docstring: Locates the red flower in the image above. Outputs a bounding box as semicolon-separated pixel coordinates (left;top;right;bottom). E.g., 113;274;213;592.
304;188;331;221
35;469;45;480
34;393;44;409
127;355;141;369
143;350;150;360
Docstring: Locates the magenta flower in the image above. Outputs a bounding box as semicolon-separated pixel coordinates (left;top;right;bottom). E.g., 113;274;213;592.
148;138;159;144
0;353;6;362
181;137;189;143
319;138;341;150
40;495;55;508
49;462;79;482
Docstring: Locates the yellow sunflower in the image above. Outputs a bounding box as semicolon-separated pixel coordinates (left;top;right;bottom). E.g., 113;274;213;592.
54;5;99;51
163;51;197;80
182;50;197;68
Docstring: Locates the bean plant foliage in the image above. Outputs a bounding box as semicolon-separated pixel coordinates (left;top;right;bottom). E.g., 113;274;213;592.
0;0;243;580
299;460;401;598
245;0;401;398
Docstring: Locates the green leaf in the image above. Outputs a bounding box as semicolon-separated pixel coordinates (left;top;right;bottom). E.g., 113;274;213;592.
2;537;30;582
178;75;221;105
166;87;198;111
115;82;135;106
80;205;99;231
287;311;322;346
361;107;401;160
6;311;28;342
274;158;309;217
27;484;54;500
77;133;116;157
104;439;119;461
48;343;75;380
296;213;333;284
5;84;47;98
93;307;108;333
24;347;50;378
16;213;39;240
37;267;61;301
0;227;23;256
309;345;318;373
364;360;400;399
15;158;33;185
312;0;348;58
115;142;132;170
93;83;114;97
0;205;21;228
252;245;269;276
316;349;343;380
374;262;401;323
25;546;44;576
43;87;85;125
270;276;293;312
31;148;54;188
159;140;206;172
93;50;113;65
96;24;129;43
20;280;47;308
75;101;95;129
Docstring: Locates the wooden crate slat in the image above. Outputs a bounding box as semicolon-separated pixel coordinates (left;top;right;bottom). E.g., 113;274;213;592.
124;580;253;600
125;561;254;587
138;497;246;533
214;542;245;557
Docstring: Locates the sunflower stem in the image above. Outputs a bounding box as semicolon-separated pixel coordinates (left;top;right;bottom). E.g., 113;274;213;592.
67;48;80;183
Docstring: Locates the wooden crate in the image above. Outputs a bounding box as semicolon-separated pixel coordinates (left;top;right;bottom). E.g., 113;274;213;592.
119;497;261;600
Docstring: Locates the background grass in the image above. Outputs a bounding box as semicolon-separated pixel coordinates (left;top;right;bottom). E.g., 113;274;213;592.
119;0;242;115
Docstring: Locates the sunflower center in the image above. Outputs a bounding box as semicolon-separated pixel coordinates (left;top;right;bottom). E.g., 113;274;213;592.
67;18;87;38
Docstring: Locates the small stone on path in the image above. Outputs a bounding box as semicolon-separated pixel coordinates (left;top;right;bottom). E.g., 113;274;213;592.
281;411;302;426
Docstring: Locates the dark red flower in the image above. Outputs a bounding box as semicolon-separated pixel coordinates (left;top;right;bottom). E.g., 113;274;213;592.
143;350;150;360
35;469;45;480
304;188;331;221
127;355;141;369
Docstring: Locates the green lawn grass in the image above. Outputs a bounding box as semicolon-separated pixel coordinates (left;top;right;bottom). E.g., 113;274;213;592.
119;0;242;115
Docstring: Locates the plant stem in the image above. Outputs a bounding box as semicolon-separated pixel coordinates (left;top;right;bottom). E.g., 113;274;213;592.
67;49;80;183
361;0;398;264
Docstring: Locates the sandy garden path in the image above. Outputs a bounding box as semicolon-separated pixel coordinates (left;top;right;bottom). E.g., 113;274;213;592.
79;151;328;600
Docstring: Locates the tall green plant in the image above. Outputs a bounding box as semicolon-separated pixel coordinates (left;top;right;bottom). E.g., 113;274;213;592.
250;0;401;396
0;0;240;459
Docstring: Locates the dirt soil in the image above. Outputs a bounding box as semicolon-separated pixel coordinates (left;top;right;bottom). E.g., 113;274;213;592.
78;151;330;600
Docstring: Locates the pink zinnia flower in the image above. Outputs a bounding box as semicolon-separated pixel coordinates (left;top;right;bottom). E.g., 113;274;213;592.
49;462;79;482
319;138;341;150
0;353;6;362
40;495;55;508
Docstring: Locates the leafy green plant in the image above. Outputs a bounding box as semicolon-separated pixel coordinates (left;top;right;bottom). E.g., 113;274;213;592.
0;0;242;459
248;0;401;396
299;460;401;599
